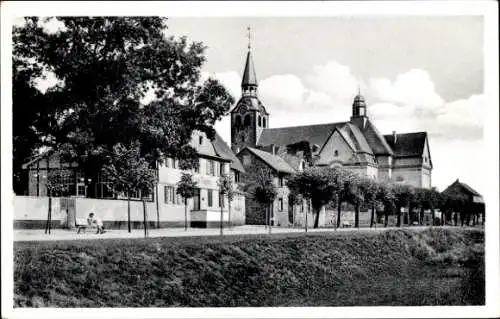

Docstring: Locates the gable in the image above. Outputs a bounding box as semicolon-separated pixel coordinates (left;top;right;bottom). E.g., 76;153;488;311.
315;129;357;166
190;131;218;158
422;136;432;168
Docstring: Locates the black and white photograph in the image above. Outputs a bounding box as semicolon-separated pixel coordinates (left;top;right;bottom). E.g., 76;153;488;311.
1;1;499;318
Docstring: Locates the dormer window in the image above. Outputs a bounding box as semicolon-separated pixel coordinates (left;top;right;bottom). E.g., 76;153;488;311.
199;136;203;145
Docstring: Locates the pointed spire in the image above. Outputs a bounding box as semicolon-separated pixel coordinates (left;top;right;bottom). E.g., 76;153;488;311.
241;27;258;94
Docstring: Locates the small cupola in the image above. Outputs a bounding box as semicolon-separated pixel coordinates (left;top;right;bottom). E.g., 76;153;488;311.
352;87;367;117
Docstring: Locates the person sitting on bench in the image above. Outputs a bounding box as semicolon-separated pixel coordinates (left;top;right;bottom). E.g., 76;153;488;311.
87;212;105;234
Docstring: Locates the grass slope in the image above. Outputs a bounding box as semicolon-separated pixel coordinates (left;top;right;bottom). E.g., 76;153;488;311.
14;227;484;307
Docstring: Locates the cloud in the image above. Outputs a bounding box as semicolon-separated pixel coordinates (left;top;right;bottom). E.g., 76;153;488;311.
259;74;306;110
305;61;359;103
369;69;444;109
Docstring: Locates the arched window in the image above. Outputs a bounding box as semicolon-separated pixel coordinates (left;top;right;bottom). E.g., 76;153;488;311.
258;115;261;127
262;117;266;128
241;134;245;142
234;115;242;127
244;114;251;126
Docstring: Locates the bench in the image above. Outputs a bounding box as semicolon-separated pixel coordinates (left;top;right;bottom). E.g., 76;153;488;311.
342;221;352;228
76;218;94;234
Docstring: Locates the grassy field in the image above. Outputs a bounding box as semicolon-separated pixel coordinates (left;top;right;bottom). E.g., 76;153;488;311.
14;227;484;307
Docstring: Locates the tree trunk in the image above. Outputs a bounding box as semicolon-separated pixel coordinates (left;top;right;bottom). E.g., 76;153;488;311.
184;198;188;231
228;200;232;229
370;205;375;228
336;200;342;229
269;202;272;234
155;183;160;229
354;204;360;228
127;193;131;233
45;196;52;235
265;203;268;229
143;199;148;238
384;206;389;227
396;206;402;227
305;202;308;233
220;199;224;236
313;205;320;229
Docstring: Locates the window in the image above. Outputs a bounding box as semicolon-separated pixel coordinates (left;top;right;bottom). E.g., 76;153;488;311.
258;115;261;127
278;198;283;212
209;160;215;176
334;150;339;157
220;163;225;175
300;201;304;212
263;117;266;128
164;186;175;204
172;159;177;169
208;189;213;207
194;159;200;173
243;155;251;166
423;156;428;163
166;158;170;167
244;114;251;126
199;136;203;145
240;134;245;142
279;176;284;187
396;176;404;182
234;115;242;127
234;171;240;183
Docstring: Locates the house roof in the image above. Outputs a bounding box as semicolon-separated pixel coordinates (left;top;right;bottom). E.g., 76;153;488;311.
211;132;245;173
21;148;55;169
257;122;347;150
444;179;482;197
245;147;295;174
384;131;427;157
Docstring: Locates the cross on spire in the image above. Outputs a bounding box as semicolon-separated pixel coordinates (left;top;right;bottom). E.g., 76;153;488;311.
358;83;361;95
247;26;252;50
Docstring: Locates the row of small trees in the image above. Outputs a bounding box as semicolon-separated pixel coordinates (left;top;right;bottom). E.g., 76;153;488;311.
285;166;478;229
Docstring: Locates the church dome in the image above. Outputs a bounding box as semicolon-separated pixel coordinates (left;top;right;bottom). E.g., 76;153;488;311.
353;93;366;107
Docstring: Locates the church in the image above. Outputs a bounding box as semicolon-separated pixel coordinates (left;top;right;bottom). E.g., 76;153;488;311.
231;38;433;227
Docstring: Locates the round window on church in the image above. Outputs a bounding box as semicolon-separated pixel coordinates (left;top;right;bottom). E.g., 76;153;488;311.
334;150;339;157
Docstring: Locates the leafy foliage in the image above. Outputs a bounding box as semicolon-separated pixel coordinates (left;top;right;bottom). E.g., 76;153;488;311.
243;165;277;206
12;17;234;196
101;142;157;198
176;172;197;201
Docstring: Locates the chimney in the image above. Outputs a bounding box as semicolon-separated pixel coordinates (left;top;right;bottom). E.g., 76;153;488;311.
392;131;397;143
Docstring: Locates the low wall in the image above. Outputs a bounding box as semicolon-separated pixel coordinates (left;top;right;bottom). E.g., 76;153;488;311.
14;196;245;229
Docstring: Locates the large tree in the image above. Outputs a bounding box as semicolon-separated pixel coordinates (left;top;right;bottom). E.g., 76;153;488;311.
101;142;157;233
243;165;277;232
176;172;198;231
13;17;234;196
287;167;341;229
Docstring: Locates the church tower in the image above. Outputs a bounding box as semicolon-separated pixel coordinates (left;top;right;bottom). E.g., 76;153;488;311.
231;27;269;154
350;87;368;130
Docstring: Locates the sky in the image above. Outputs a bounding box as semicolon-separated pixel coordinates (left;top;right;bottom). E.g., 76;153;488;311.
21;16;486;194
165;16;485;193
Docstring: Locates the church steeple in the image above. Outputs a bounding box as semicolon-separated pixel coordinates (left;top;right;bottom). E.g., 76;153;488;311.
351;85;368;129
241;27;258;96
230;27;268;154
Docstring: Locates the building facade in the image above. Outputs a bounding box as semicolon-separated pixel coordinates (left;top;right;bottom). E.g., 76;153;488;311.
231;40;433;227
19;131;246;229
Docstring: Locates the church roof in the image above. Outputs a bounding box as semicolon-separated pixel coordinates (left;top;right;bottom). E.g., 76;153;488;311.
363;120;394;155
343;123;373;154
232;95;268;114
245;147;295;174
384;132;427;157
211;132;245;173
241;50;258;87
257;122;348;150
